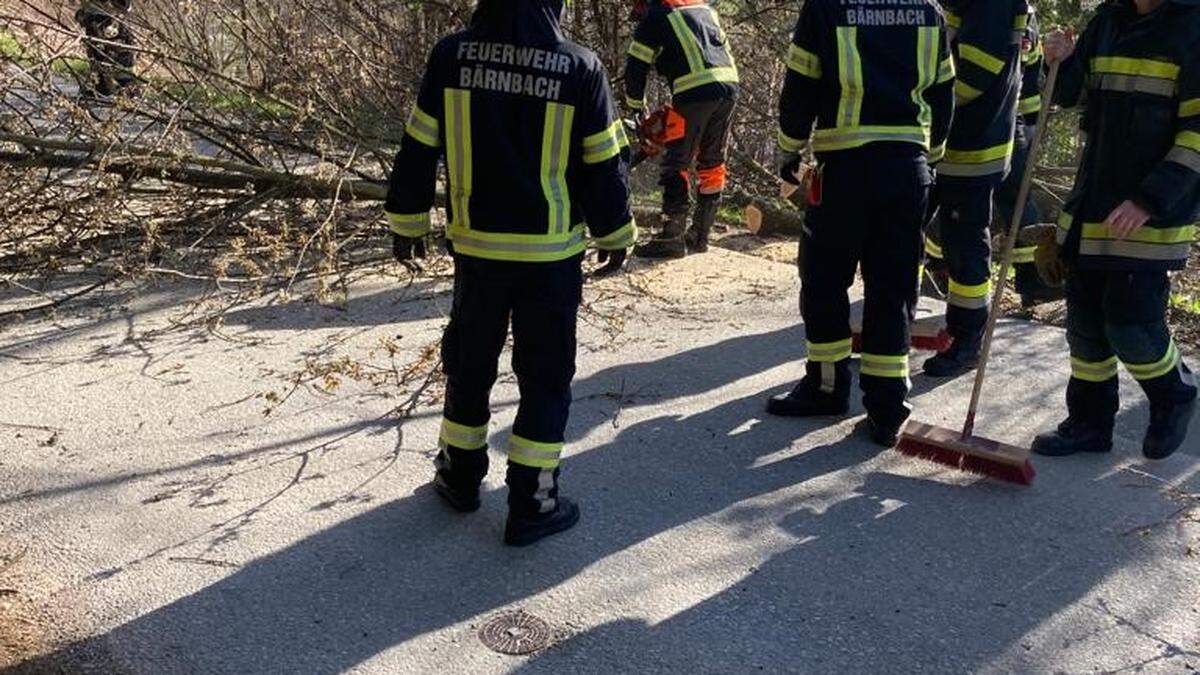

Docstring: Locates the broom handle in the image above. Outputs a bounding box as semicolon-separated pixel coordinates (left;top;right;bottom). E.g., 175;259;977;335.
961;61;1060;440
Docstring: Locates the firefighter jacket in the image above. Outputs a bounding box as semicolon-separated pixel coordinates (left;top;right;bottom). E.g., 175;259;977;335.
940;0;1028;182
1053;0;1200;272
623;0;739;110
1019;7;1045;123
384;0;636;263
777;0;955;164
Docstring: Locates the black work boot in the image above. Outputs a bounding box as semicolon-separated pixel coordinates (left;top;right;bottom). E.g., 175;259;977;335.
922;337;980;378
1032;417;1114;457
432;445;487;513
635;212;688;259
505;497;581;547
685;194;720;254
867;417;904;448
1016;264;1064;308
766;379;850;417
1143;396;1197;460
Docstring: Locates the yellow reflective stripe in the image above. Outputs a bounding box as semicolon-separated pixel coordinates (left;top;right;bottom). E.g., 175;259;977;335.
625;94;645;110
628;40;656;64
943;141;1013;165
1011;246;1037;264
593;219;637;250
811;125;929;153
949;278;991;309
1056;210;1073;244
1124;341;1181;381
945;11;961;29
786;44;821;79
925;237;943;258
1091;56;1179;80
1013;13;1029;30
955;80;983;104
836;27;864;128
913;28;938;130
778;128;806;153
541;102;574;236
582;120;624;165
447;224;589;263
668;11;705;73
445;89;473;230
1176;130;1200;153
1079;222;1196;245
1070;356;1119;383
928;142;946;163
509;434;564;469
1019;94;1042;115
860;353;911;379
406;106;440;148
1181;99;1200;118
958;43;1005;75
807;338;853;363
673;66;739;94
441;418;488;450
937;56;956;84
386;211;431;237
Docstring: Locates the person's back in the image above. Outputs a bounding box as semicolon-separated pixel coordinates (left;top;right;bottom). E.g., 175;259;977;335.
384;0;634;547
768;0;954;448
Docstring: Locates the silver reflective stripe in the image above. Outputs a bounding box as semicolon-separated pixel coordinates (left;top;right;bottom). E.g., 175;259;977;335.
446;89;472;229
948;292;988;310
451;228;587;255
1078;239;1192;261
820;362;836;394
1093;73;1177;97
1167;146;1200;173
938;156;1011;177
533;469;557;514
543;102;572;235
812;128;929;152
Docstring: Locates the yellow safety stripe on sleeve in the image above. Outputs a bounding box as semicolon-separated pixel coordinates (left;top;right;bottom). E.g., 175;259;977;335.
944;11;961;29
386;211;431;237
1176;130;1200;153
958;43;1005;75
1168;131;1200;172
447;224;589;263
1056;210;1074;244
807;338;853;363
811;125;929;153
440;418;489;450
1124;341;1182;382
778;129;807;154
860;353;911;379
786;44;821;79
1091;56;1180;80
508;434;564;469
1070;356;1119;383
1019;94;1042;116
836;27;864;128
954;80;983;105
673;66;740;94
541;102;574;236
1181;99;1200;118
582;120;626;165
1013;13;1029;30
937;56;956;84
445;89;473;230
924;236;943;259
1011;245;1037;264
948;278;991;310
929;142;946;163
625;94;645;110
628;40;657;64
406;106;441;148
593;219;637;250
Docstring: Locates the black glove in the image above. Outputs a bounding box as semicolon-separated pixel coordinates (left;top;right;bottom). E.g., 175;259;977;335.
392;234;427;266
779;152;803;186
595;248;628;277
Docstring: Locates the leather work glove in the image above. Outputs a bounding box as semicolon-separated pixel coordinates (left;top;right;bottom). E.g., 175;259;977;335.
1022;223;1067;287
594;248;628;277
392;233;427;270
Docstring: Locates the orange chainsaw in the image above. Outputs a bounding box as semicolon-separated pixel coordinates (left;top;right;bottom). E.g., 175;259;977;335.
627;105;686;168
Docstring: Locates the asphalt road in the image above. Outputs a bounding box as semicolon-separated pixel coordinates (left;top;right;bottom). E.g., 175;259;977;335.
1;249;1197;674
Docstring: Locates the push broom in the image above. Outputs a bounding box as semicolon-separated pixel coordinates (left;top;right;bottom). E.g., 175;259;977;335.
896;61;1061;486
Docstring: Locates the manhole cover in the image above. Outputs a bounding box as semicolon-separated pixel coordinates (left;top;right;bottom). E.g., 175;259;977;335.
478;610;553;655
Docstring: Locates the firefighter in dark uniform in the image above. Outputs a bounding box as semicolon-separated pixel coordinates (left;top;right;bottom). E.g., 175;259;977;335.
996;4;1061;307
385;0;636;545
623;0;738;258
75;0;137;98
922;0;1029;377
1034;0;1198;460
766;0;955;447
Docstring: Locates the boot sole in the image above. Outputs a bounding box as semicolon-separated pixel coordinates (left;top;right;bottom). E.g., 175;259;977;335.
433;478;481;513
765;400;850;418
504;503;581;547
1031;444;1112;458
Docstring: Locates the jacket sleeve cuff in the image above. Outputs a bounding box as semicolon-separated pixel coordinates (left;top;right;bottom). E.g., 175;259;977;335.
386;211;432;237
592;219;637;250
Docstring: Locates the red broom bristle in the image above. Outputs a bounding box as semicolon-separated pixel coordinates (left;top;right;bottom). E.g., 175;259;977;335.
896;438;1036;486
